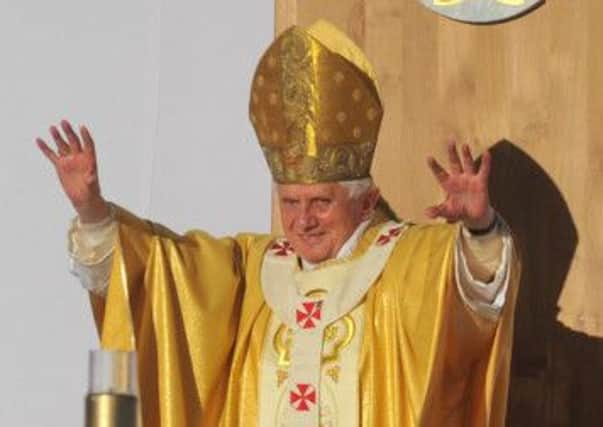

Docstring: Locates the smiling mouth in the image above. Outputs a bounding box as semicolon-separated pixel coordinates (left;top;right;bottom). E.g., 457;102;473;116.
299;232;326;243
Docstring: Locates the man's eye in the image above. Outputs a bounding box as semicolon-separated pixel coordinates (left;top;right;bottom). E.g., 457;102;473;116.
315;199;331;207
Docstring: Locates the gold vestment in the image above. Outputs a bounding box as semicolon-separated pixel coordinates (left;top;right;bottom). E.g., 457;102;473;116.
93;206;519;426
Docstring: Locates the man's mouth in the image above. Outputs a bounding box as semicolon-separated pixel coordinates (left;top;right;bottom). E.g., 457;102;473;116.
298;232;326;245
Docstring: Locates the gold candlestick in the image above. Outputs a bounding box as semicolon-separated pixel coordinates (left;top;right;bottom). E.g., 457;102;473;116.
85;350;138;427
85;393;137;427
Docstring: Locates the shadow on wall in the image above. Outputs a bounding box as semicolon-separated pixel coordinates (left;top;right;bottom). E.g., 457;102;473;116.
487;140;603;427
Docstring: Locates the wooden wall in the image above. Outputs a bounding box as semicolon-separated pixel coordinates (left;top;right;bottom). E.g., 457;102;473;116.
273;1;603;425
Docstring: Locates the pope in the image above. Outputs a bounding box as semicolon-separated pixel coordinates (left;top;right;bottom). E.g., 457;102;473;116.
37;20;519;427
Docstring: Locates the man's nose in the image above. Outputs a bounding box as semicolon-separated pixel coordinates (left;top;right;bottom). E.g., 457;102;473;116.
298;209;318;229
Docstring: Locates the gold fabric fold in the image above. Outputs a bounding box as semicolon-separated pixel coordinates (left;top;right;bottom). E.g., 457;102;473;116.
94;207;519;426
93;205;271;426
359;224;521;426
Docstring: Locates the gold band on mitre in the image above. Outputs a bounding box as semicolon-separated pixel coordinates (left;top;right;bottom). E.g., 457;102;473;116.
249;20;383;184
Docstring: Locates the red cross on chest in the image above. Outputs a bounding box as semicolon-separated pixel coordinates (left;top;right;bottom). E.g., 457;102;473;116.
376;225;404;246
270;240;295;256
290;383;317;412
296;300;323;330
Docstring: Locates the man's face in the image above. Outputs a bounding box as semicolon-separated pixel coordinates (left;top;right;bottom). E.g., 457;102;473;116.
277;182;376;263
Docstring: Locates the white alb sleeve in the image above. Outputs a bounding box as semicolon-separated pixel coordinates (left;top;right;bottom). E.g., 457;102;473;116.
67;208;117;296
455;217;513;320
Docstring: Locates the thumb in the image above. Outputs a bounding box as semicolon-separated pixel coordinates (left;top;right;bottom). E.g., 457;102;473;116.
425;202;461;223
425;204;444;219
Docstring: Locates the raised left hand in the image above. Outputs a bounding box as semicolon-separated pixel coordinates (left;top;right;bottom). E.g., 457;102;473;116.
425;142;495;230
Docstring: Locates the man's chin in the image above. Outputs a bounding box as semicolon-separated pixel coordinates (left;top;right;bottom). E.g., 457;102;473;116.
295;246;330;264
305;256;329;264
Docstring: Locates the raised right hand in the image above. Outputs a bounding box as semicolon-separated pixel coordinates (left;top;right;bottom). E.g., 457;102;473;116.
37;119;110;223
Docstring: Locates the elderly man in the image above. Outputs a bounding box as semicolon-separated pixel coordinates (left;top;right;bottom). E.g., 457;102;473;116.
37;21;518;427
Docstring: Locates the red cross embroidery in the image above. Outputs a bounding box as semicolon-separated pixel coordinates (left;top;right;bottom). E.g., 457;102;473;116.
296;300;323;330
376;226;403;246
270;240;294;256
290;383;317;412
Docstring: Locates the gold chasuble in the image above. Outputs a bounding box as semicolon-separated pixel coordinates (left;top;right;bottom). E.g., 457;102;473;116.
93;206;520;427
90;20;520;427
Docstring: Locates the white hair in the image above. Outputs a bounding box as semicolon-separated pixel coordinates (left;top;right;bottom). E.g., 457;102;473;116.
338;177;375;200
273;177;375;200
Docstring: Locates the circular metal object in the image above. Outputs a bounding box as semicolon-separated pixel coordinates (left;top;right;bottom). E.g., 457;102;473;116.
418;0;544;24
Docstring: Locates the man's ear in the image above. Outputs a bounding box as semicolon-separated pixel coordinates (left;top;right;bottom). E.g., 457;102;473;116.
361;187;380;220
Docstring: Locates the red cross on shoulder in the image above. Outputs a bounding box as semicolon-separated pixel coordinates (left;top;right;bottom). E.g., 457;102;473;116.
296;300;323;330
270;240;295;256
290;383;317;412
376;225;404;246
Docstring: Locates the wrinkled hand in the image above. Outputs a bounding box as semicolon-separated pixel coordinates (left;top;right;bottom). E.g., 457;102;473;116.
36;120;110;223
425;142;494;230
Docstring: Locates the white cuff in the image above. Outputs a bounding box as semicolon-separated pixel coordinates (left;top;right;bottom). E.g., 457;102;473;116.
455;218;513;320
69;255;112;296
67;204;117;296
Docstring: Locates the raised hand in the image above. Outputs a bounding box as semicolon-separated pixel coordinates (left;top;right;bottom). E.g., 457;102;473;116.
37;120;110;223
425;142;495;230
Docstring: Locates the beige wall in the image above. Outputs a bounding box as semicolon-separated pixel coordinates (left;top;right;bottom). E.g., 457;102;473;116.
273;1;603;425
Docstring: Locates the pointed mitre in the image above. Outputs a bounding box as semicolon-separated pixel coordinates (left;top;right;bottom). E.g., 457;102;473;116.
249;20;383;184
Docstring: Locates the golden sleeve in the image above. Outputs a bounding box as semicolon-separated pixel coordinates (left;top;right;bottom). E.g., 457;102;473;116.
91;204;263;427
360;223;521;427
434;225;522;426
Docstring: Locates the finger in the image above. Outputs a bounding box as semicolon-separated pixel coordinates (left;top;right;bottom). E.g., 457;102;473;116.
425;203;460;223
60;119;83;153
427;156;449;184
478;150;492;180
461;144;476;174
424;204;443;219
447;141;463;174
50;125;71;156
36;138;59;165
80;125;96;157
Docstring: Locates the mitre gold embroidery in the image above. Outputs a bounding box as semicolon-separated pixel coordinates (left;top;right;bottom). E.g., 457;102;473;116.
249;25;383;183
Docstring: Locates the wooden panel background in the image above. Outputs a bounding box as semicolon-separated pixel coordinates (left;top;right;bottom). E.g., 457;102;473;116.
273;1;603;425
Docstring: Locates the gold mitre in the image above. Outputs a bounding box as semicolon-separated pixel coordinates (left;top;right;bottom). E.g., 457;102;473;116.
249;20;383;184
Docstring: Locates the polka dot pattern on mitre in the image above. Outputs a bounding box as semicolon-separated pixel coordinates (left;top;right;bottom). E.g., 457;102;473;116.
248;26;384;183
